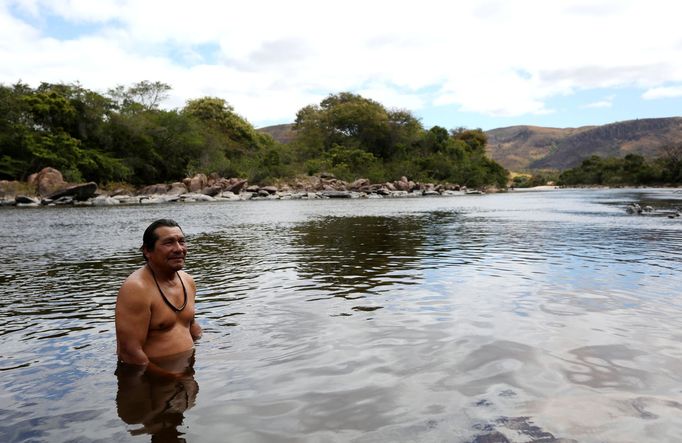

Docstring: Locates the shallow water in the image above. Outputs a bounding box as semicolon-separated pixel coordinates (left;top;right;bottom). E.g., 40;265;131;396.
1;188;681;442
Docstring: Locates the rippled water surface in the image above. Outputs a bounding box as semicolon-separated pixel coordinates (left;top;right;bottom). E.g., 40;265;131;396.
1;188;682;442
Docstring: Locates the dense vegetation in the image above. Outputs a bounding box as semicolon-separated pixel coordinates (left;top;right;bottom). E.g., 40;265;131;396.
0;81;275;186
557;151;682;186
0;82;508;188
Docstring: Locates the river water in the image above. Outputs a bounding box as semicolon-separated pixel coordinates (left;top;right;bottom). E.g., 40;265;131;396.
1;188;681;442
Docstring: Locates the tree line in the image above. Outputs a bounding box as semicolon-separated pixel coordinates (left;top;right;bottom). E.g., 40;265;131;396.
557;149;682;186
0;82;508;188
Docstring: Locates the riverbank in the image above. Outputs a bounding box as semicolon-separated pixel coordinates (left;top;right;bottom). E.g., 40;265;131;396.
0;167;503;207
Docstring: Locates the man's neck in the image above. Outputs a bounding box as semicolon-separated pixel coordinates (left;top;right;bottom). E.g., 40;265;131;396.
147;263;177;283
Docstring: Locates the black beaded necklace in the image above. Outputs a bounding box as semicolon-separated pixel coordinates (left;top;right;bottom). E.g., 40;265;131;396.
147;265;188;312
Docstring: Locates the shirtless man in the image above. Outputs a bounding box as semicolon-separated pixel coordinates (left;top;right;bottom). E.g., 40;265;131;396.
115;219;201;377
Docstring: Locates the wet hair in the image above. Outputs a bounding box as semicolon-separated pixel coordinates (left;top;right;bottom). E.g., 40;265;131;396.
141;219;183;261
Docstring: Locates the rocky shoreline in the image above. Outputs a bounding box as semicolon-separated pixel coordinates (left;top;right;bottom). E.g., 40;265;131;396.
0;167;491;208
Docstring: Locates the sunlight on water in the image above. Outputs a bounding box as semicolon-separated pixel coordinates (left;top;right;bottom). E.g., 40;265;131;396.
1;188;681;442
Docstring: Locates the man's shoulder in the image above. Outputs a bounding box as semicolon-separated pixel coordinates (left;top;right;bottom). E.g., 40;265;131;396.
178;270;196;291
178;269;194;281
118;267;152;298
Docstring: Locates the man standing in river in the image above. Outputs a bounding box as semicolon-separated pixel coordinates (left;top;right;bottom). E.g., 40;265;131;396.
115;219;201;377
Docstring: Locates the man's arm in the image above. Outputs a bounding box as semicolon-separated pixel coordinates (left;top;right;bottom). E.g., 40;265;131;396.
186;272;202;340
115;280;151;366
190;319;202;340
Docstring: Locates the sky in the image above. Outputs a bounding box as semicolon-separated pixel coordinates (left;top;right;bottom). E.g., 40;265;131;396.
1;0;682;130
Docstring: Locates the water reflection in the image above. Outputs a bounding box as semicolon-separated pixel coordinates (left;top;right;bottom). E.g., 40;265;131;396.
292;216;426;299
116;350;198;442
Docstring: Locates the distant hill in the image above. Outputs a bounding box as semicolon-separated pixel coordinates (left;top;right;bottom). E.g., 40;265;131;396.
259;123;297;144
485;125;590;171
486;117;682;171
260;117;682;171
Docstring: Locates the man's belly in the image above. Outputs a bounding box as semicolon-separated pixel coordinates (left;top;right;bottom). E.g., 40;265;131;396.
144;326;195;360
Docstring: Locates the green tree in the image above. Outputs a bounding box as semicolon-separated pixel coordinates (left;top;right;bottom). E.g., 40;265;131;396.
108;80;171;114
294;92;422;160
183;97;273;153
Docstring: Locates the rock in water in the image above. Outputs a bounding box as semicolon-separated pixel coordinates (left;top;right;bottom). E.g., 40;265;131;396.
321;191;352;199
15;195;41;204
47;182;98;201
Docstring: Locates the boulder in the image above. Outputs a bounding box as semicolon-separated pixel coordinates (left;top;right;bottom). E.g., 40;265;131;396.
225;179;248;193
394;178;410;191
441;190;463;196
114;195;140;204
0;180;20;198
140;196;170;204
187;173;208;192
168;182;188;195
321;190;352;199
92;196;120;206
180;193;216;202
27;173;38;188
202;185;222;197
261;186;278;194
15;195;41;204
35;167;67;196
324;179;347;190
245;185;260;193
47;182;97;201
109;187;133;196
217;191;240;201
207;172;221;186
349;178;370;190
138;184;169;195
213;178;230;189
389;191;409;198
52;196;75;205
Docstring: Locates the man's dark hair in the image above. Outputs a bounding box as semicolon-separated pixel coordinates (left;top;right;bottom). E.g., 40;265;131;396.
141;219;183;261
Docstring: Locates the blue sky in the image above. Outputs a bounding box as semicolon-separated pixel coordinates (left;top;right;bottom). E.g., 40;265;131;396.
2;0;682;130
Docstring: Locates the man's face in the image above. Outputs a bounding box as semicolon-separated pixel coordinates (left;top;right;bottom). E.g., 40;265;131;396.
146;226;187;271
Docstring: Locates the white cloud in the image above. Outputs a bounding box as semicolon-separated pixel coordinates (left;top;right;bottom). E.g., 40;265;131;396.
583;100;612;109
642;85;682;100
1;0;682;126
582;96;614;108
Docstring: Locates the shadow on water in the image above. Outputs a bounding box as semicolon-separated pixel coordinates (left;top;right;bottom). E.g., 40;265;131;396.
116;350;198;442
